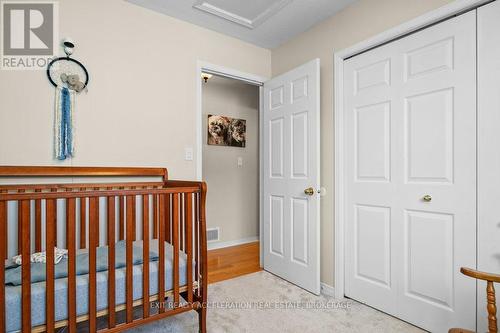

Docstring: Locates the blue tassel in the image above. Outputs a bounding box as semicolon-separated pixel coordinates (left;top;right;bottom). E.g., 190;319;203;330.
57;88;72;160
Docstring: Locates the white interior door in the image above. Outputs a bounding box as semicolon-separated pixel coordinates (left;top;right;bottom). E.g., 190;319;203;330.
263;59;320;295
344;11;476;332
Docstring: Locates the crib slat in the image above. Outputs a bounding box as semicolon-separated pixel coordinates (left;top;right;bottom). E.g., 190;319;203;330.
0;198;6;332
95;191;100;245
45;199;56;333
66;198;77;332
131;194;136;241
142;195;150;318
107;196;116;328
119;190;125;240
80;192;87;249
35;189;42;252
89;197;98;332
50;188;57;246
194;193;200;297
126;196;134;323
184;195;188;253
17;189;25;254
106;194;112;245
1;190;6;260
21;200;31;332
153;194;158;239
158;194;166;314
172;193;180;306
199;183;208;327
165;194;171;243
185;193;193;303
180;195;185;252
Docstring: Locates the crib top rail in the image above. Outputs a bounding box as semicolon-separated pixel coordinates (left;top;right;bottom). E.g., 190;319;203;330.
0;166;170;192
0;181;166;192
0;166;168;180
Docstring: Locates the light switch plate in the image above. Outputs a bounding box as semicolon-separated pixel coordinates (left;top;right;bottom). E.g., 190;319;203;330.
237;157;243;167
185;147;193;161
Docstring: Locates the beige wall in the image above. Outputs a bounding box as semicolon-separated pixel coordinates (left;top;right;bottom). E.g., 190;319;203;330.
202;76;259;244
0;0;271;181
271;0;454;286
0;0;459;286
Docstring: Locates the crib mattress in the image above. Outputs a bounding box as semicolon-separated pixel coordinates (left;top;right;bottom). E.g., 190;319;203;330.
5;240;190;332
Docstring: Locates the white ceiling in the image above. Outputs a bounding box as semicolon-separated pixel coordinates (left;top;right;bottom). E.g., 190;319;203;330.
125;0;357;49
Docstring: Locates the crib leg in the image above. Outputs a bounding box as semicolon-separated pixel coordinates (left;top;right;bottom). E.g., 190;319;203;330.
197;307;207;333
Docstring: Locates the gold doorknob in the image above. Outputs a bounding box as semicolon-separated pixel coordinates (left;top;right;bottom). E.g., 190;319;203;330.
304;187;315;196
423;195;432;202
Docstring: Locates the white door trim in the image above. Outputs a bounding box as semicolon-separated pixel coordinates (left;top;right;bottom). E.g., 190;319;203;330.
195;60;269;265
333;0;488;300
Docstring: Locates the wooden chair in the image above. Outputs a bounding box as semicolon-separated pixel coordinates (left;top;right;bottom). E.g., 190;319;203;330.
449;267;500;333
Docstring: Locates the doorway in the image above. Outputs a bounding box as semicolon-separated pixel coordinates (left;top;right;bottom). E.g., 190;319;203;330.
202;73;261;253
196;60;321;294
197;63;265;283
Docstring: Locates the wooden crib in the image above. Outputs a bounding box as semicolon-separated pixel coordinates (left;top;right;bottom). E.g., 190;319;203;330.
0;166;207;333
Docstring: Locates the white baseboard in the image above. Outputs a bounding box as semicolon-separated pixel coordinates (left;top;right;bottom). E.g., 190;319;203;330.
320;283;336;297
207;236;259;250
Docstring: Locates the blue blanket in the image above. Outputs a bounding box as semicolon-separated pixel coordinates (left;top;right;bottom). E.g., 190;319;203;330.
4;240;159;286
5;240;191;332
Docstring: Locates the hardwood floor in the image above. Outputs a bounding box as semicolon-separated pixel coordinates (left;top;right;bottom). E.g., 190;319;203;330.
208;241;262;284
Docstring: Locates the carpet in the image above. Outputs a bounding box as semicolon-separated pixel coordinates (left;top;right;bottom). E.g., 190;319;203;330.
118;270;423;333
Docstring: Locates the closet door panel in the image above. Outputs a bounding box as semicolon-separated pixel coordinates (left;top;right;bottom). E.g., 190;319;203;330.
395;12;477;333
344;10;477;333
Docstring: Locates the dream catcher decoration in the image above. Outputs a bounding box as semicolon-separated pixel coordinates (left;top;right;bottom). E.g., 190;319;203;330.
47;38;89;160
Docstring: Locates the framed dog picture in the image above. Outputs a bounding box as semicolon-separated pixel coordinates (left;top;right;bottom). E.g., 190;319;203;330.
207;114;246;147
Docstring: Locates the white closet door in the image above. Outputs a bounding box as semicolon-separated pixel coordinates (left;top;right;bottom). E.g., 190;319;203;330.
478;2;500;332
344;11;476;332
344;40;399;315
